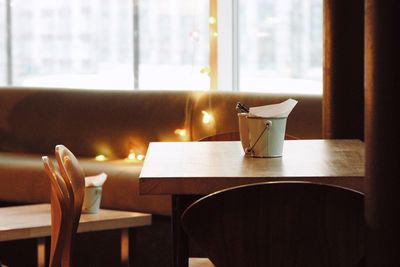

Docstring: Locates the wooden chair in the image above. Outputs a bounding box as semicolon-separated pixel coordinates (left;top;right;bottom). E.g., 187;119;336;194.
181;182;365;267
42;145;85;267
193;131;299;267
199;131;299;141
42;156;71;267
55;145;85;255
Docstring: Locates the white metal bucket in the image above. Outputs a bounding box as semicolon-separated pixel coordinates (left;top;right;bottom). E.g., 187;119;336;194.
238;113;287;157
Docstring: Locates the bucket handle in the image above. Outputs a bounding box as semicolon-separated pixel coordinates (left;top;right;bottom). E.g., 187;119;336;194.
245;120;272;156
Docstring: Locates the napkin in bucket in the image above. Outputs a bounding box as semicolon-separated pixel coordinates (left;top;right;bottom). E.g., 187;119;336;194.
248;98;298;118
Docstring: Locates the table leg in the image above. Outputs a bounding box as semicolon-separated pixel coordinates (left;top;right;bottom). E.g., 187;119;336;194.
172;195;189;267
37;238;46;267
121;228;130;267
172;195;203;267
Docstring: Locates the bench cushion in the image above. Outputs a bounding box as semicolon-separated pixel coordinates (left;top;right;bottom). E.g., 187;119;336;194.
0;152;171;216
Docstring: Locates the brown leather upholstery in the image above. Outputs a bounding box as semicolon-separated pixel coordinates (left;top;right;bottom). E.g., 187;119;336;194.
0;151;171;215
0;89;193;157
0;87;322;216
190;91;321;140
0;88;321;156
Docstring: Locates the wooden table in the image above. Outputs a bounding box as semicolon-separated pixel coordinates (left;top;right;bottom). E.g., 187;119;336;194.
139;139;365;267
0;204;151;267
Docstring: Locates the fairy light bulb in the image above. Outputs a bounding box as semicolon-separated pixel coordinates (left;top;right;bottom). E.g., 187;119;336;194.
136;154;145;161
95;155;107;161
127;151;136;161
174;129;187;137
202;110;213;124
200;66;210;76
209;16;216;24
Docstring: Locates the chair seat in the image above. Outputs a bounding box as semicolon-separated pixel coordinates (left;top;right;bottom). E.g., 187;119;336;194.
189;258;215;267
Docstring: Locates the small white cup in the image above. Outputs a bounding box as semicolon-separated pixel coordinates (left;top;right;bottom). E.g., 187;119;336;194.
82;186;103;214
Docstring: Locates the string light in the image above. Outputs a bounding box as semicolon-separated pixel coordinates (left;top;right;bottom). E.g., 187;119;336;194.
95;155;107;161
174;129;187;137
200;66;210;75
209;16;216;25
124;147;146;162
202;110;213;124
127;151;136;161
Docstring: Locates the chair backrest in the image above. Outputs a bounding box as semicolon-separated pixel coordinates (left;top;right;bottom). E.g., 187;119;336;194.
42;145;85;267
55;145;85;263
199;131;299;141
42;156;72;267
181;182;365;267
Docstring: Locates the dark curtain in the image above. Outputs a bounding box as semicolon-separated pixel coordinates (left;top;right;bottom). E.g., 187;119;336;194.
323;0;364;140
365;0;400;265
325;0;400;265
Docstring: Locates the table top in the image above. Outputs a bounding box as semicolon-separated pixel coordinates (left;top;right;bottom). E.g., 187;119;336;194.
139;139;365;195
0;204;151;242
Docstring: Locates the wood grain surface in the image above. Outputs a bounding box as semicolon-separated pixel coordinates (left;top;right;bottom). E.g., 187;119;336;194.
140;140;364;195
0;204;151;242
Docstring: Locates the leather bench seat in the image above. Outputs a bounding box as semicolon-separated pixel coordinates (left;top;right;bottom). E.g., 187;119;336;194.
0;151;171;215
0;87;322;216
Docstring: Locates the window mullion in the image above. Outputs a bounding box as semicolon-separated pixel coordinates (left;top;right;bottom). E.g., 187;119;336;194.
209;0;218;90
6;0;12;85
217;0;239;91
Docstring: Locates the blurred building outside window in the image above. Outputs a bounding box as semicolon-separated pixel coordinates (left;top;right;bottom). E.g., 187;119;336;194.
0;0;322;94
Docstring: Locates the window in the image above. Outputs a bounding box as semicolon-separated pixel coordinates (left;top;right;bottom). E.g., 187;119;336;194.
138;0;210;90
5;0;134;89
1;0;322;94
237;0;322;94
